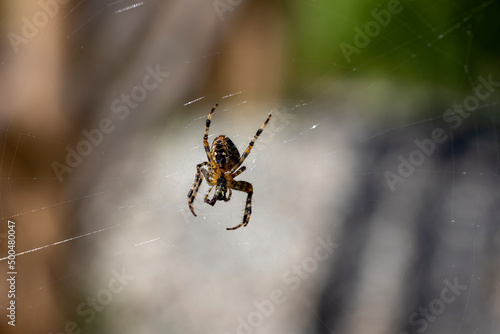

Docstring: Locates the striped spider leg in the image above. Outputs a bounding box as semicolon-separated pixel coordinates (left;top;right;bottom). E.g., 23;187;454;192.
187;161;212;216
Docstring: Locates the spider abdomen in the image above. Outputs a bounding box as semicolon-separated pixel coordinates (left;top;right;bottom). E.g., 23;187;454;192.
211;135;240;171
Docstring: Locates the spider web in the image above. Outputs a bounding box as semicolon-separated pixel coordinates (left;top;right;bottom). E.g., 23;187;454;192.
0;1;499;334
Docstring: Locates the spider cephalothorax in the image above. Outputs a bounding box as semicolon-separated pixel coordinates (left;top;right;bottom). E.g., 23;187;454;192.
209;170;229;203
187;104;271;230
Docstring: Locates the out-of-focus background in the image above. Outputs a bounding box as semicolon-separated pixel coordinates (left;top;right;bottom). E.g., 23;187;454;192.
0;0;499;333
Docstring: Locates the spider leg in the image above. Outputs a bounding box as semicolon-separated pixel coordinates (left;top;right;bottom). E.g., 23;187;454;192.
224;188;232;202
231;113;272;173
226;181;253;230
187;161;210;216
232;166;246;178
204;104;218;167
204;186;217;206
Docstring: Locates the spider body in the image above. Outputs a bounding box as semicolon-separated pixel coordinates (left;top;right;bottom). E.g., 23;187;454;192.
211;135;240;171
187;104;271;230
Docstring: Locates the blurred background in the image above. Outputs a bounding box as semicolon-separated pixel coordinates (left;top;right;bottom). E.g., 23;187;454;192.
0;0;499;333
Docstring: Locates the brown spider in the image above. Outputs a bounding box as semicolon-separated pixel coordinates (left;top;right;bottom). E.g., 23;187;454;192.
187;104;272;230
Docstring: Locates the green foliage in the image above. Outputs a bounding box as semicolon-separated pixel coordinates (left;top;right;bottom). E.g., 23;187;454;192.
286;0;500;92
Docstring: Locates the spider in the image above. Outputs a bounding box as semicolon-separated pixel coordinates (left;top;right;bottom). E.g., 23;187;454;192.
187;104;272;230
